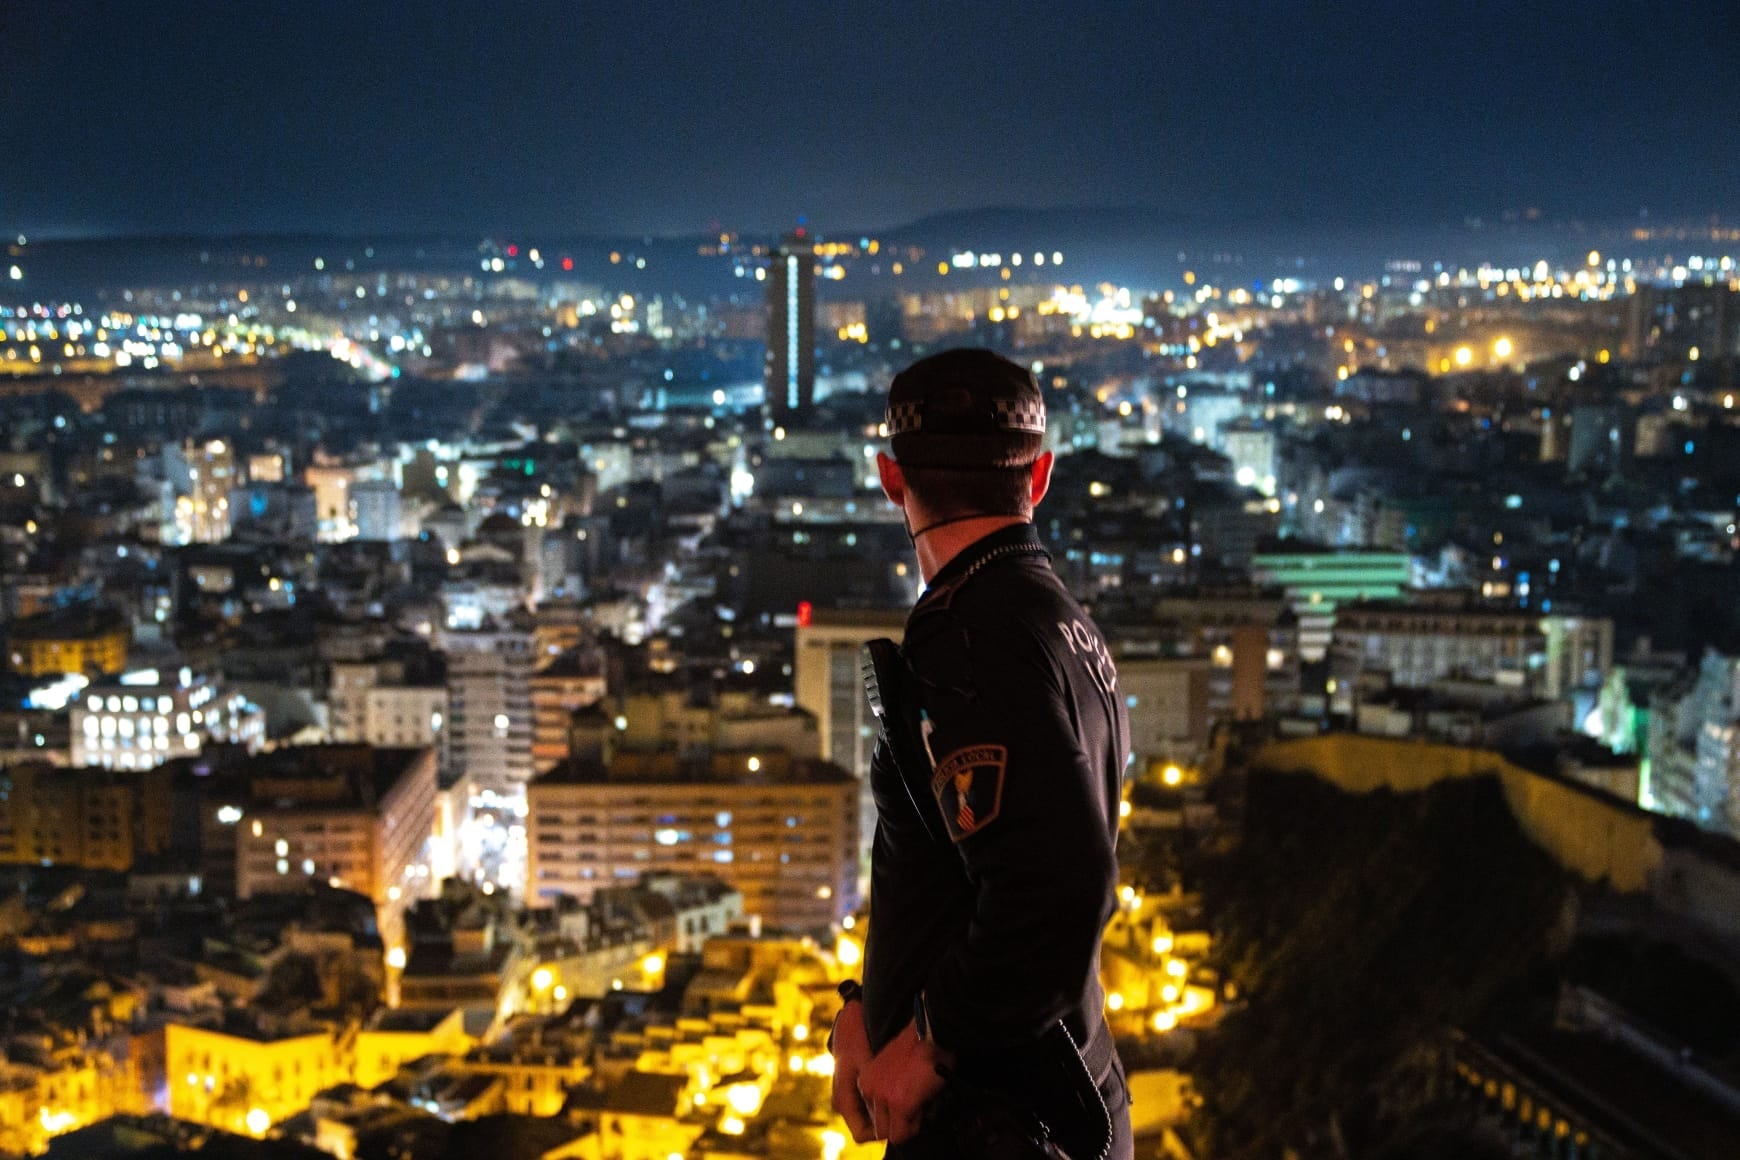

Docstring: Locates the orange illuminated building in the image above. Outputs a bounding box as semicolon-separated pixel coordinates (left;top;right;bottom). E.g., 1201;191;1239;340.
0;762;172;871
6;604;129;677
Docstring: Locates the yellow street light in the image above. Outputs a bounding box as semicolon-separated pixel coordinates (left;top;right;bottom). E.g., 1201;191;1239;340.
1493;336;1514;360
39;1109;77;1134
1152;1010;1177;1033
1151;934;1173;956
1454;345;1473;367
1166;960;1188;979
836;935;862;968
1161;765;1183;787
725;1082;763;1117
642;952;665;977
245;1108;271;1136
531;966;554;991
1119;799;1132;819
1106;991;1126;1012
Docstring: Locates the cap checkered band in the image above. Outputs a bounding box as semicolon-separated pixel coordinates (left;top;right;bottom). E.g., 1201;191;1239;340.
886;396;1045;436
992;397;1046;434
888;401;926;435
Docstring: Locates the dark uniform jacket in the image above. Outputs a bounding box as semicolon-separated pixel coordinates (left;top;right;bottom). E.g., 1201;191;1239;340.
862;522;1129;1081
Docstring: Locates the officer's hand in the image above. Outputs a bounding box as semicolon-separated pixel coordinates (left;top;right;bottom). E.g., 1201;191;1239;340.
828;999;877;1142
856;1019;949;1146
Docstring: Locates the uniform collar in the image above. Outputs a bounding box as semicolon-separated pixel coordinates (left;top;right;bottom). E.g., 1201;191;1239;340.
921;521;1046;592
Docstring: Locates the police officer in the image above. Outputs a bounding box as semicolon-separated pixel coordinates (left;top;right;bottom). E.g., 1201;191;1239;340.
831;348;1132;1158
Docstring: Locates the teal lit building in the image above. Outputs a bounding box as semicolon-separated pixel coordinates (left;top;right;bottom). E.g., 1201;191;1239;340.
1251;549;1411;662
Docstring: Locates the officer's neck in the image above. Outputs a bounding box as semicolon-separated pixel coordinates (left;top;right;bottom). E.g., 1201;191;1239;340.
913;515;1030;585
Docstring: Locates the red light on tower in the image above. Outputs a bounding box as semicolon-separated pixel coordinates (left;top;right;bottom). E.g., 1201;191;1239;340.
561;257;573;271
794;226;806;239
796;601;813;628
506;244;519;257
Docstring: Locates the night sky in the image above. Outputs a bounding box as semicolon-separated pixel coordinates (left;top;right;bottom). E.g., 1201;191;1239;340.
5;1;1738;239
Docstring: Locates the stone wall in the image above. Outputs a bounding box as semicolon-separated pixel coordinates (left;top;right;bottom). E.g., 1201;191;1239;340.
1253;734;1663;895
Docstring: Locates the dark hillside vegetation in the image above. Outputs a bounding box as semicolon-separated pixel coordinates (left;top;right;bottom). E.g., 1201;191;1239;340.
1189;772;1571;1158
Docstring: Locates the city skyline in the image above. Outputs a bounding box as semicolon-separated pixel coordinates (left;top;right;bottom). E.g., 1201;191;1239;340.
5;7;1740;1157
7;1;1740;239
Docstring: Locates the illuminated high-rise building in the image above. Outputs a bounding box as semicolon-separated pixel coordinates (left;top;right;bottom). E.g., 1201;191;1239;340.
350;478;403;542
793;606;908;882
175;438;236;544
224;744;438;947
441;624;535;792
765;230;816;420
526;749;858;929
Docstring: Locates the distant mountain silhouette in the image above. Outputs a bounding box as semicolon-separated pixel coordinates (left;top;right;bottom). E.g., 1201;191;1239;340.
881;205;1213;241
6;205;1711;301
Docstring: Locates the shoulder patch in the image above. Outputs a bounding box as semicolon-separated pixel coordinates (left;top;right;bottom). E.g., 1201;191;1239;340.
930;744;1007;842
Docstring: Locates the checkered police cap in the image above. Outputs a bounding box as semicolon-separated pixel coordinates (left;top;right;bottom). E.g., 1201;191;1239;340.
886;348;1046;470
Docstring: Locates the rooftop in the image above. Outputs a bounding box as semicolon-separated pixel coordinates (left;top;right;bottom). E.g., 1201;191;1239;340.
534;751;852;788
369;1008;457;1034
243;744;434;812
8;602;127;642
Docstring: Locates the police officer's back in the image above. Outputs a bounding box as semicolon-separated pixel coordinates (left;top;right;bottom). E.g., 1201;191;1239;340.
834;349;1132;1159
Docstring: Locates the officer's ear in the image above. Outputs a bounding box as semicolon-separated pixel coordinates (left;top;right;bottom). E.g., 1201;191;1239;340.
1027;451;1054;509
876;451;907;509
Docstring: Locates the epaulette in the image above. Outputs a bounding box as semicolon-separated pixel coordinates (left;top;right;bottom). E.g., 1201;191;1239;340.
909;540;1048;634
909;572;967;623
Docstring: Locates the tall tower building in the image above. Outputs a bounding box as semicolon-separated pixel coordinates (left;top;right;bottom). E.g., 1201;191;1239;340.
793;606;908;887
765;229;816;421
441;624;535;793
174;438;236;544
